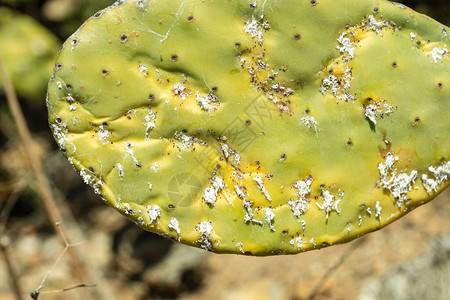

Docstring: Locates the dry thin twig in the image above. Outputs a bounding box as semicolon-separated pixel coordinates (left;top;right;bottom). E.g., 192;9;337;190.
0;236;24;300
39;284;97;295
0;185;23;234
0;178;25;300
0;54;94;299
0;53;71;268
29;237;89;300
304;237;367;300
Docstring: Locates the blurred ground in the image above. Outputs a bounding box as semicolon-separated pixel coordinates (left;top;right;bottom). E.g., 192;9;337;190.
0;1;449;300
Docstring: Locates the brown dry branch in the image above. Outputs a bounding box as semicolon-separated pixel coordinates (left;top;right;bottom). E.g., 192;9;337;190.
0;54;99;299
0;174;25;300
0;235;24;300
0;183;23;234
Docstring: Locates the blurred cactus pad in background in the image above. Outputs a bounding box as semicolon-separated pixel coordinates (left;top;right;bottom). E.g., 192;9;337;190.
0;6;59;100
0;0;115;101
46;0;449;255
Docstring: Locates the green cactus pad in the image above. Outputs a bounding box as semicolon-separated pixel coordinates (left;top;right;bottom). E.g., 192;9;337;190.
47;0;449;255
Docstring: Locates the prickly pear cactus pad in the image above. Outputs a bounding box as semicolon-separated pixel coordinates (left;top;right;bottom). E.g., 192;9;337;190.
47;0;450;255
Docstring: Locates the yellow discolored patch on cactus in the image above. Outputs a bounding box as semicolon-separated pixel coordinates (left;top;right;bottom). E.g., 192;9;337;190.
47;0;449;255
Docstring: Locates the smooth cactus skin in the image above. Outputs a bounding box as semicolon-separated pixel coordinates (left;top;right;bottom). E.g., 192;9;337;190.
47;0;449;255
0;7;59;100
